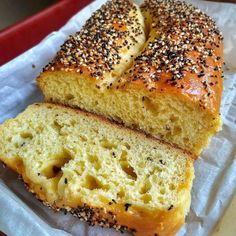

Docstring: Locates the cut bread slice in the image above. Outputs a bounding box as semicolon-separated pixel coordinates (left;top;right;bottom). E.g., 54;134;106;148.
0;103;194;236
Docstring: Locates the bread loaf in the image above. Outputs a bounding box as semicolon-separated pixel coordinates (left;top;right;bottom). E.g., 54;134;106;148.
0;103;194;236
37;0;224;156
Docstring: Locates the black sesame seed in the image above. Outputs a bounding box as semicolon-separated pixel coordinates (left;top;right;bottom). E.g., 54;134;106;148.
167;51;176;60
64;178;68;184
124;203;131;211
198;73;205;78
159;160;165;165
43;0;223;118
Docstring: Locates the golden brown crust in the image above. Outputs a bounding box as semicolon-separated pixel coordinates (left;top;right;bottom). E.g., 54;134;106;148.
121;0;223;114
44;0;145;80
42;0;223;115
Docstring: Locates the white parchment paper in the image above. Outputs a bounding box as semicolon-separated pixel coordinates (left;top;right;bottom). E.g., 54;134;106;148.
0;0;236;235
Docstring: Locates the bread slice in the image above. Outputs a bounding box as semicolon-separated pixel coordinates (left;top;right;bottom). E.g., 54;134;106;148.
37;0;223;156
0;103;194;236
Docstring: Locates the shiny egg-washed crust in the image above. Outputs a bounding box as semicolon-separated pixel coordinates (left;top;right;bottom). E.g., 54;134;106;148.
0;103;194;236
127;0;223;114
43;0;145;82
42;0;223;114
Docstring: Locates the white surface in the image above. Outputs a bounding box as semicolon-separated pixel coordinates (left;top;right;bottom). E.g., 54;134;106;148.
0;0;236;236
212;192;236;236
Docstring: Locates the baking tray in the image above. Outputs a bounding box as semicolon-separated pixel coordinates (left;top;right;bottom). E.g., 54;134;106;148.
0;0;92;66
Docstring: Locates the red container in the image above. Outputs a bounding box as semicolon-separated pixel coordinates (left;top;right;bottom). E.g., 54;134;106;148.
0;0;92;65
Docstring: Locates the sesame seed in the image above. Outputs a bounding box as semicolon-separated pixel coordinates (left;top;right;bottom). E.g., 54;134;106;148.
43;0;223;112
124;203;132;211
130;0;223;90
45;0;143;81
69;204;133;233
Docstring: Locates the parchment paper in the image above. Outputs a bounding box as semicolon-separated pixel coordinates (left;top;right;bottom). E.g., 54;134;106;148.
0;0;236;235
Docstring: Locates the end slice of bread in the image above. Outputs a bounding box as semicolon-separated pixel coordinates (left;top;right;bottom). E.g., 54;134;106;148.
0;103;194;236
